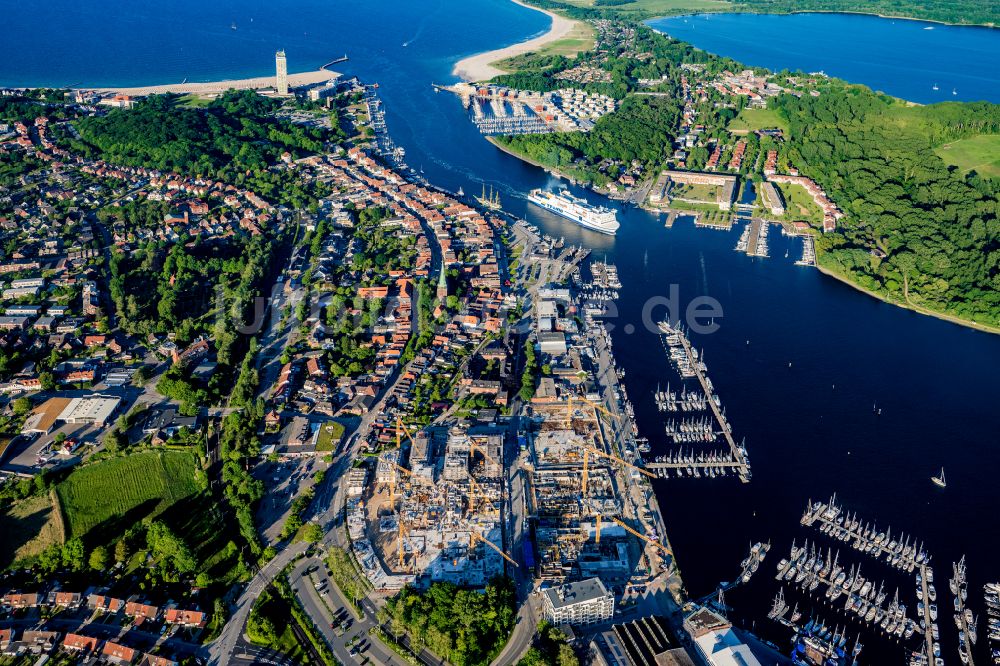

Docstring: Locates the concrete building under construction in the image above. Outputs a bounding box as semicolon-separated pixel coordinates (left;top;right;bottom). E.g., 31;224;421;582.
352;424;512;590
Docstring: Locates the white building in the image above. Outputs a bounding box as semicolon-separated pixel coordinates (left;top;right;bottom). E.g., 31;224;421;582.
346;468;368;496
275;50;289;96
538;331;567;356
684;606;762;666
542;577;615;626
308;75;342;102
57;395;122;427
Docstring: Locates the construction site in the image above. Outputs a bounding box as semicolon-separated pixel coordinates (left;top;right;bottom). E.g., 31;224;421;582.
526;396;669;591
346;421;515;591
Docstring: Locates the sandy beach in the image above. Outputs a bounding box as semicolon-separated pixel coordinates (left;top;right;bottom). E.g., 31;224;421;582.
452;0;581;82
80;70;335;96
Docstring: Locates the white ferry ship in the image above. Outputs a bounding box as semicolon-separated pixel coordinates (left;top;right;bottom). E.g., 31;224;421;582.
527;188;620;235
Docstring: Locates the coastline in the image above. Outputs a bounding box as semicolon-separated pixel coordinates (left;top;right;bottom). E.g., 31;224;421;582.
784;8;997;29
77;69;334;96
645;8;997;31
489;138;1000;336
813;261;1000;335
486;136;600;189
486;136;565;175
452;0;582;82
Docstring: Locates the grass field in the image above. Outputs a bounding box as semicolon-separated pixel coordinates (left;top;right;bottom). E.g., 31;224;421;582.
672;182;721;202
0;490;65;568
326;547;373;614
934;134;1000;179
766;182;823;225
56;450;201;541
177;93;213;108
728;107;789;135
314;421;346;453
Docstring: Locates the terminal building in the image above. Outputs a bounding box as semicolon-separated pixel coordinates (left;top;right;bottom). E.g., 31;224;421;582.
543;577;615;626
683;606;761;666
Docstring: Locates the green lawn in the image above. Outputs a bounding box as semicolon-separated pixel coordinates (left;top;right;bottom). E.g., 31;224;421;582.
728;106;789;135
315;421;346;452
934;134;1000;179
56;450;202;541
538;22;596;57
176;93;214;108
672;182;721;202
769;182;823;224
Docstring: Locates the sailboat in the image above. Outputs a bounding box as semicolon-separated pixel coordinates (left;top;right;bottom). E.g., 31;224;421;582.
456;186;465;197
952;88;958;96
932;83;939;91
230;20;237;30
475;184;502;211
931;468;946;488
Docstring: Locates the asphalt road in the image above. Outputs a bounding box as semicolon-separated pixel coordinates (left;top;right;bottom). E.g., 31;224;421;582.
289;556;408;666
205;541;309;666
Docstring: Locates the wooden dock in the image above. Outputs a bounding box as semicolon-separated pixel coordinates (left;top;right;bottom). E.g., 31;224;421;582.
645;458;746;476
918;564;937;666
675;331;750;482
744;218;766;257
951;559;976;666
800;500;924;572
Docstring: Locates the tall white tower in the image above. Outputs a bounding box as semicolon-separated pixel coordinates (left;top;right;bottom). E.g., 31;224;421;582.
275;50;288;96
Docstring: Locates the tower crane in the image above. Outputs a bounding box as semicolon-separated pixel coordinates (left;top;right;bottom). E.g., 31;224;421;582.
565;394;619;429
389;417;422;508
468;440;500;475
608;516;670;555
467;476;498;516
581;444;655;497
469;530;519;568
397;518;411;570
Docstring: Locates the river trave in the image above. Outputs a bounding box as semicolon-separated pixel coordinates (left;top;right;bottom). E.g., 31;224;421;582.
4;1;999;663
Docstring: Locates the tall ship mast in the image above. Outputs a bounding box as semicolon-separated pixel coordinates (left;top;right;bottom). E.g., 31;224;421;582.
527;188;620;235
475;184;501;211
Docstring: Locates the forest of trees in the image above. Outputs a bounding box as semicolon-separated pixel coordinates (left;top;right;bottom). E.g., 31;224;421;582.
382;577;517;666
524;0;996;24
730;0;997;26
772;90;1000;326
69;91;329;207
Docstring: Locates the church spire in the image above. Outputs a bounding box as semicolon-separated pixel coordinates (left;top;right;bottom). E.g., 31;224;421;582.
436;259;448;299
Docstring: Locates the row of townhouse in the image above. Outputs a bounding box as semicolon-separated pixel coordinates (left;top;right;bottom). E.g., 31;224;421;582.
0;627;178;665
1;590;205;628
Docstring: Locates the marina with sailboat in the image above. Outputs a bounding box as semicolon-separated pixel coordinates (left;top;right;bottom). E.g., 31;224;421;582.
642;319;751;481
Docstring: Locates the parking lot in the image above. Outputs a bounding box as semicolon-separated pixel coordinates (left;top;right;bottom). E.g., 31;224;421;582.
254;455;328;544
0;386;144;476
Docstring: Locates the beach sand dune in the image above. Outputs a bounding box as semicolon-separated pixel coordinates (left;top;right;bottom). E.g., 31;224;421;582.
81;70;334;96
452;0;581;82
